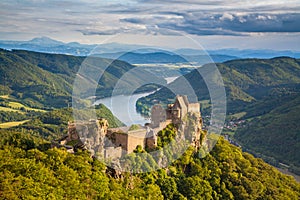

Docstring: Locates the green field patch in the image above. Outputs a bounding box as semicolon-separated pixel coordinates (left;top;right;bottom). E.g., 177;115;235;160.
8;102;46;112
229;111;247;119
0;106;24;113
0;120;29;129
0;95;10;99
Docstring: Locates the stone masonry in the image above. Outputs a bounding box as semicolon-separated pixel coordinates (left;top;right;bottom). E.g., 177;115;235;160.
53;95;204;160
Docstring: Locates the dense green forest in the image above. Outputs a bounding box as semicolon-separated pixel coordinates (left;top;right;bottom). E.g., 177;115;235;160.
0;49;164;108
136;57;300;174
0;106;299;199
235;93;300;174
0;128;299;199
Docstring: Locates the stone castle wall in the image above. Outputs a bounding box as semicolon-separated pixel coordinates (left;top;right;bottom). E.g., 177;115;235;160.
58;95;203;160
188;103;200;114
104;147;123;159
127;129;147;153
113;132;128;150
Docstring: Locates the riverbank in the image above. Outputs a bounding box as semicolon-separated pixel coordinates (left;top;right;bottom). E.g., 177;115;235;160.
276;168;300;183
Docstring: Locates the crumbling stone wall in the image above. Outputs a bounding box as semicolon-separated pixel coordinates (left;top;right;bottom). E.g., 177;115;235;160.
55;95;204;160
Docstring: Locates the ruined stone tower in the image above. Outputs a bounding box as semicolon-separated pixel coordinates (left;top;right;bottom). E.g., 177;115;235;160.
54;95;204;159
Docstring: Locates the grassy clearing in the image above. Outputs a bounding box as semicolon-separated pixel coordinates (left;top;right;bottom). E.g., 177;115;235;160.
0;120;29;129
8;102;46;112
0;106;24;113
229;112;247;119
0;95;10;99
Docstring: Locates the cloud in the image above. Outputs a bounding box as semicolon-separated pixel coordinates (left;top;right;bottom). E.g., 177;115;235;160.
0;0;300;40
219;13;300;32
112;12;300;36
220;13;234;21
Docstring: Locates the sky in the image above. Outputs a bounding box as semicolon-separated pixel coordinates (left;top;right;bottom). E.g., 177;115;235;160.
0;0;299;50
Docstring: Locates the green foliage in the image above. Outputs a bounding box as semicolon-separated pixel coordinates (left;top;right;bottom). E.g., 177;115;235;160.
123;151;159;173
136;57;300;115
136;57;300;174
0;111;27;123
178;176;213;200
133;145;144;153
235;93;300;170
0;146;110;199
128;124;140;131
1;52;300;198
0;49;163;109
39;108;73;126
0;130;46;150
0;98;44;123
0;129;299;199
157;124;177;148
94;104;124;128
0;49;73;108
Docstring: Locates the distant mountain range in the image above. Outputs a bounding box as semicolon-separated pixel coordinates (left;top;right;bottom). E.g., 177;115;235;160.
96;52;239;65
0;37;96;56
1;37;299;64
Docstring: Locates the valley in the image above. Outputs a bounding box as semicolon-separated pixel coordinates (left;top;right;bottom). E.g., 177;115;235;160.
135;57;300;176
0;48;299;199
2;0;300;198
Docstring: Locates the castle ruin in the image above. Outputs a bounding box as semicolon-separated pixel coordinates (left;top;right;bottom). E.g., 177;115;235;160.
53;95;204;161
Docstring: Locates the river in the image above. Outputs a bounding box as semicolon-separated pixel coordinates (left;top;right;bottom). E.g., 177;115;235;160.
94;76;178;126
94;92;152;126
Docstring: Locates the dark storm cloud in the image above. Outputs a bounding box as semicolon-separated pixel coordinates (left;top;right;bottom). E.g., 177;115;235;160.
118;12;300;36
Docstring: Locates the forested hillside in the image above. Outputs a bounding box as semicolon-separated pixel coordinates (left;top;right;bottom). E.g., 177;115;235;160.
136;57;300;174
0;49;164;108
235;93;300;174
0;129;299;199
0;50;300;199
137;57;300;115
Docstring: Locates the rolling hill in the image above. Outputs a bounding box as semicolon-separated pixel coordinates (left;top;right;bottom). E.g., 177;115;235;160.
97;52;239;65
1;37;299;58
0;50;299;198
235;93;300;174
0;49;165;109
137;57;300;115
136;57;300;172
98;52;187;64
